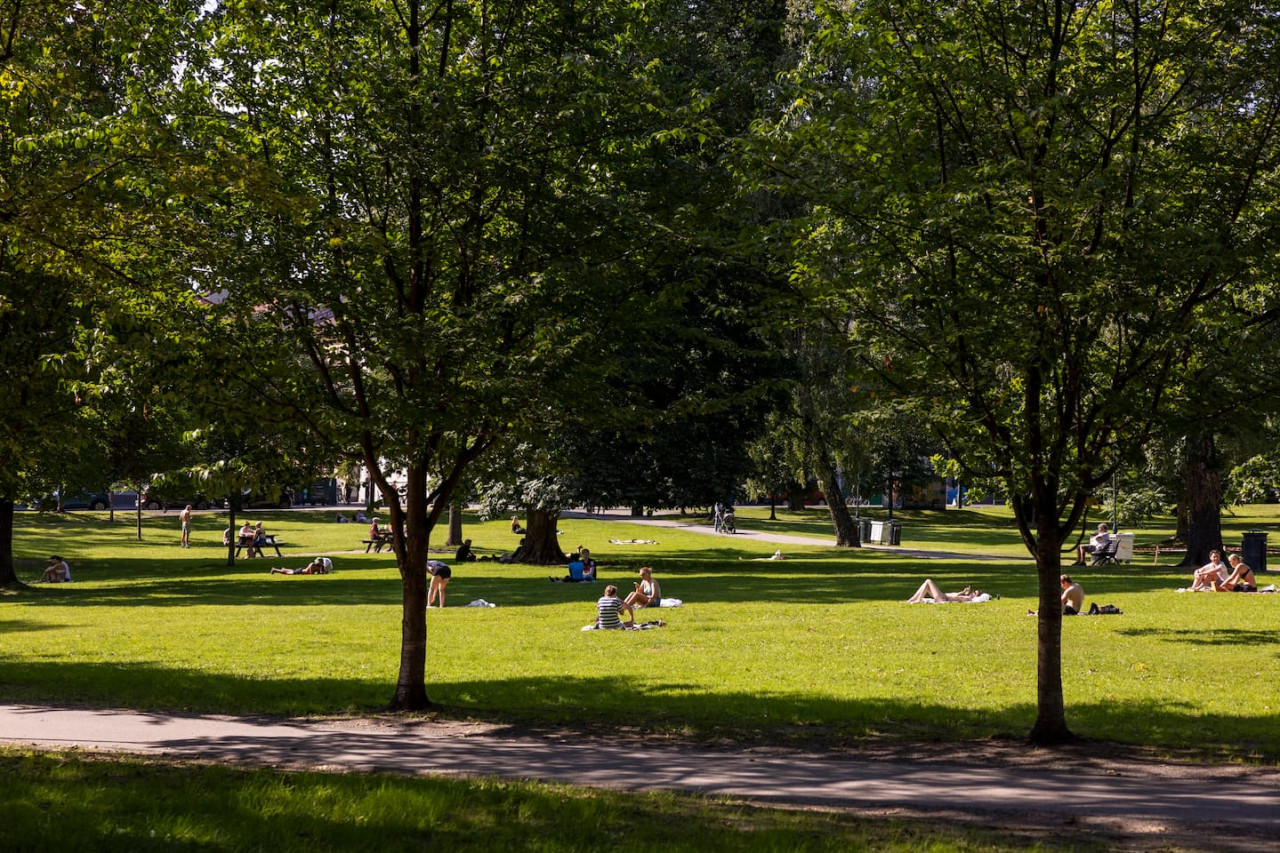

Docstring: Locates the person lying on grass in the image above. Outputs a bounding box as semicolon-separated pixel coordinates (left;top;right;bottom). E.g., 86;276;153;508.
907;579;989;603
596;584;635;629
270;557;332;575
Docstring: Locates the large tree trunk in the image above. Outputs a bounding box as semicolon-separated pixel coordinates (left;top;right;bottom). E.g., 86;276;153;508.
0;499;16;585
1028;503;1073;744
1178;432;1223;567
390;534;431;711
822;466;860;547
445;499;463;548
512;509;567;564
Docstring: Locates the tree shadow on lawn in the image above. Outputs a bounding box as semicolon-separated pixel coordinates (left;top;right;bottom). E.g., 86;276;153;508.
1115;627;1280;647
2;552;1209;609
3;660;1276;758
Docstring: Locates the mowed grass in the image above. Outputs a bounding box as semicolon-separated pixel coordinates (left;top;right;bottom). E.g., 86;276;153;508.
0;749;1082;853
3;505;1279;760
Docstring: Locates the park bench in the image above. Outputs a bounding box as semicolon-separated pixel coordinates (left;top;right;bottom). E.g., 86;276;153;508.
236;535;285;559
1090;533;1133;566
363;535;390;553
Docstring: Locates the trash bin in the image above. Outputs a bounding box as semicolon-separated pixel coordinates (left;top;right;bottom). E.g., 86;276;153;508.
858;518;873;544
1241;529;1267;573
885;518;903;546
868;520;884;545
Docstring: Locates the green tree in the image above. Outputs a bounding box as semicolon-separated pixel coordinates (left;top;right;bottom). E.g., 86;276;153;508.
765;0;1280;741
195;0;790;708
0;1;200;583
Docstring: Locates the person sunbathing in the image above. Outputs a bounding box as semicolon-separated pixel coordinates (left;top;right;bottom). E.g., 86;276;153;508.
907;579;989;603
271;557;332;575
1190;550;1229;591
596;584;635;629
624;566;661;609
1217;554;1257;592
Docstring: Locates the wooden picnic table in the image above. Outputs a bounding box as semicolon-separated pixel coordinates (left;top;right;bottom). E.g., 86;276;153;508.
363;534;391;554
237;535;285;559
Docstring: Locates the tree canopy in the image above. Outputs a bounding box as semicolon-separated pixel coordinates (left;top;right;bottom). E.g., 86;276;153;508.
760;0;1280;740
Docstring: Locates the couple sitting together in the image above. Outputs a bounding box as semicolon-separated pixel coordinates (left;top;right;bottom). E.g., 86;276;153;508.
593;567;661;628
1188;551;1261;592
551;547;597;583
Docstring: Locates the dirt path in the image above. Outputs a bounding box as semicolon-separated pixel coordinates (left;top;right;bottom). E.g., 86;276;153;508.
2;704;1275;851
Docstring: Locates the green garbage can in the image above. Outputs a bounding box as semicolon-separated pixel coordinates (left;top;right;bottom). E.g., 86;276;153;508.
885;519;903;546
1241;529;1267;573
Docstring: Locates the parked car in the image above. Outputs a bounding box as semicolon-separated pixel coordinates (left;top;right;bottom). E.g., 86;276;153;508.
139;491;218;511
34;490;113;511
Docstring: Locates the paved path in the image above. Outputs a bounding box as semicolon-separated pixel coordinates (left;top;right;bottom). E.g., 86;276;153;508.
2;704;1276;849
561;510;1018;561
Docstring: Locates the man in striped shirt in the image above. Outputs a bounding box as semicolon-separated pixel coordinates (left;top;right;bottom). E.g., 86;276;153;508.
597;585;634;629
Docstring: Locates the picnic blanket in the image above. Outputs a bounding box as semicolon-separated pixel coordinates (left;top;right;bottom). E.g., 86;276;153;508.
609;539;658;545
581;620;666;631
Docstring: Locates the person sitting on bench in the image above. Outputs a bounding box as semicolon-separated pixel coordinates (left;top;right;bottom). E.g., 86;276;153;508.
1075;523;1112;565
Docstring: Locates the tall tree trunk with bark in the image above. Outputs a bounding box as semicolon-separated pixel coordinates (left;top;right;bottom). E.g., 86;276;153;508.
0;499;16;585
445;499;463;548
1027;491;1073;744
1178;432;1224;567
512;509;567;563
391;528;431;710
822;466;860;546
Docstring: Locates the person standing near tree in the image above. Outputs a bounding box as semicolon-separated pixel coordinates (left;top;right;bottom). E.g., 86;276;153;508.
179;505;193;549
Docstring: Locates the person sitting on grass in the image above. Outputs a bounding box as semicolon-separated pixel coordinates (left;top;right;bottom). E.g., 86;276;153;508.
907;579;988;603
510;514;524;535
39;555;71;583
578;547;597;581
271;557;332;575
1190;550;1229;591
1028;575;1083;615
1217;554;1257;592
624;566;661;610
596;584;634;629
455;538;477;562
551;556;588;583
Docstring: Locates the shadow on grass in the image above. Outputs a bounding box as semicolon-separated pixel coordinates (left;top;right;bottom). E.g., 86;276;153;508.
3;659;1277;759
4;548;1203;609
0;751;1052;853
1115;627;1280;647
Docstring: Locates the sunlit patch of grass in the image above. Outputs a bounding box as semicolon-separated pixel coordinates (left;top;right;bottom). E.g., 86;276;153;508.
3;507;1279;759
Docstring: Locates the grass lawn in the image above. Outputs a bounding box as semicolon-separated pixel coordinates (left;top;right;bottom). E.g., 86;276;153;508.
2;505;1278;761
0;748;1085;852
